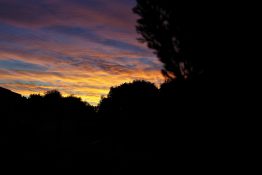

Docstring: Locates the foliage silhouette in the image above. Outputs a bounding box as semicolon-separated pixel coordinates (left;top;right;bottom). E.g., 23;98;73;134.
0;83;160;173
98;80;159;119
133;0;208;81
0;75;211;173
0;87;102;172
97;80;159;173
132;1;224;173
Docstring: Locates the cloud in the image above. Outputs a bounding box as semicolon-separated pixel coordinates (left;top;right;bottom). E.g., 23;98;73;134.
0;59;48;71
44;25;145;52
0;0;137;29
0;0;164;105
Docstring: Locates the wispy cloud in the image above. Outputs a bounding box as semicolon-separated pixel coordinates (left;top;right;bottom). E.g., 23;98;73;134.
0;0;164;105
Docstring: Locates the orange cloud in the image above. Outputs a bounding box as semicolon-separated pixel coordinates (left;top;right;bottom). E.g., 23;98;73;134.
0;0;164;105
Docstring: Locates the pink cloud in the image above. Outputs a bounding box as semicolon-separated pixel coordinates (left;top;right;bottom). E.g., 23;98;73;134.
0;0;165;105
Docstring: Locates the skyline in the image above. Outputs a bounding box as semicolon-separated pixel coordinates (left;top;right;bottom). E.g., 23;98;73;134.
0;0;164;105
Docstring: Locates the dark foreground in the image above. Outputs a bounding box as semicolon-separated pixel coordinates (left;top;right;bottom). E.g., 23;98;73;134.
1;80;225;174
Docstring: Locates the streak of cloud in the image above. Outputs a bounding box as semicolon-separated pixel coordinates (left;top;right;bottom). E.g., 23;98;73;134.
0;0;164;105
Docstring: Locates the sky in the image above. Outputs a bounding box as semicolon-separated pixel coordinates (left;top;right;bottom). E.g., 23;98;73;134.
0;0;164;105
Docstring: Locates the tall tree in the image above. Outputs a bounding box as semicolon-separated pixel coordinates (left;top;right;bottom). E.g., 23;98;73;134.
133;0;206;81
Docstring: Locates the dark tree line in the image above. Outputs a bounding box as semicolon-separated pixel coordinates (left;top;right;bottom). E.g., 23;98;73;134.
1;87;100;172
0;79;185;173
0;78;215;173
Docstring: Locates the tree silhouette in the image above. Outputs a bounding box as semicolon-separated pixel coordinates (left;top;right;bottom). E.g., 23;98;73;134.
44;89;62;100
97;80;158;167
98;80;159;120
133;0;206;81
